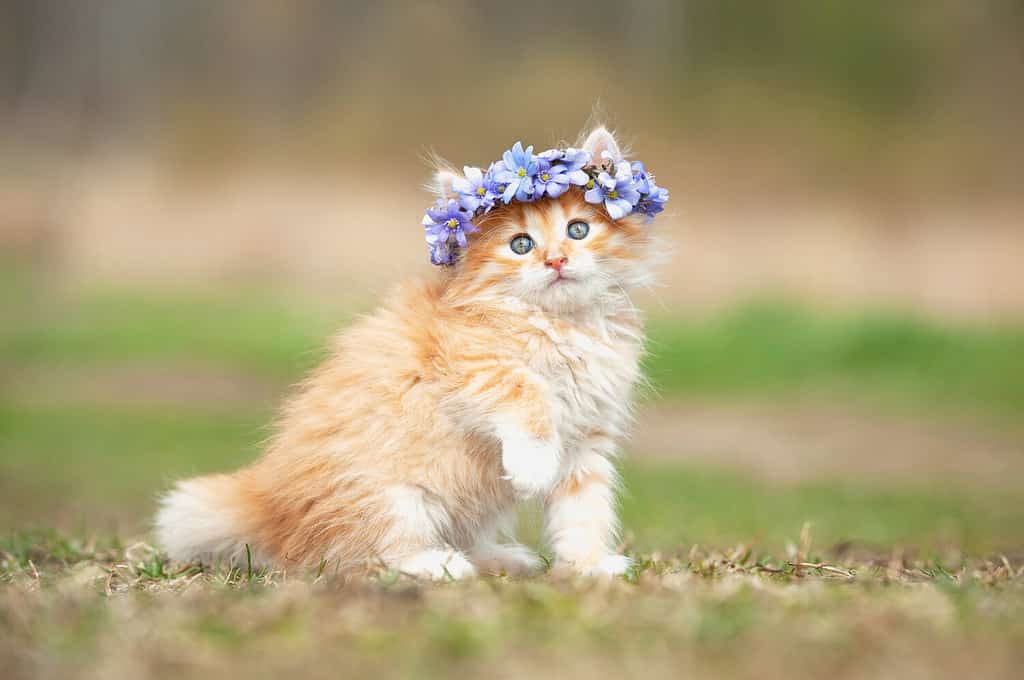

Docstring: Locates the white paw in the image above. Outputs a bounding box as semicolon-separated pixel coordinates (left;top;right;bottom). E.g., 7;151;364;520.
499;431;561;498
560;554;633;578
394;549;477;581
472;543;544;577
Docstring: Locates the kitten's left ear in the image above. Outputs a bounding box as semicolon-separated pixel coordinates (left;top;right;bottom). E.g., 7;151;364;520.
434;169;460;202
582;126;623;164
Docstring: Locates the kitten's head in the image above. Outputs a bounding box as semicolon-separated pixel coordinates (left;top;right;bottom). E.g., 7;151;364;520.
435;127;661;314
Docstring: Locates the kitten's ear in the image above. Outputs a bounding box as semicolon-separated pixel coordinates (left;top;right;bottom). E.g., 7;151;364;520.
582;126;622;164
433;169;460;202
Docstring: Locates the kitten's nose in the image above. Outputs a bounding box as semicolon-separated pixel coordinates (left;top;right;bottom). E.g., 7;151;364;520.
545;256;568;272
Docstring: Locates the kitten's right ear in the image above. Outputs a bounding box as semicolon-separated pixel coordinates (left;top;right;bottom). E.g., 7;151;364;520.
582;126;623;164
433;169;460;202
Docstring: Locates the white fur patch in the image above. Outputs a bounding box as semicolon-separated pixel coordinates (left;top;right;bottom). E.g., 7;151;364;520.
385;484;448;533
582;554;633;577
495;422;561;498
546;451;623;576
154;479;257;566
380;484;451;553
394;549;477;581
470;541;543;576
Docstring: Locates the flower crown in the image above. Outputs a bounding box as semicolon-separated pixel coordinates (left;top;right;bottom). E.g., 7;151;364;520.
422;141;669;266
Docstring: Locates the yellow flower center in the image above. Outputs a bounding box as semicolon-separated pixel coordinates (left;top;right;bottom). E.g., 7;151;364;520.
607;190;618;199
476;187;486;196
446;218;459;229
586;179;595;189
540;173;550;181
517;168;527;177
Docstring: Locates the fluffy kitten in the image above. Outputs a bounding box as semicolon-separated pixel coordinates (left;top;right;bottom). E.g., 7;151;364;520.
155;127;659;579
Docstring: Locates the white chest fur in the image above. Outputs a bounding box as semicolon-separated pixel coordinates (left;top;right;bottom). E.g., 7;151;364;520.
525;308;643;453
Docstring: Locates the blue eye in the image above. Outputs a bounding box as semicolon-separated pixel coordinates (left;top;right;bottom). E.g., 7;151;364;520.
567;220;590;240
510;234;534;255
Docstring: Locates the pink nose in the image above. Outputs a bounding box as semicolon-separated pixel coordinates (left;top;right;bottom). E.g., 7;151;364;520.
545;256;568;272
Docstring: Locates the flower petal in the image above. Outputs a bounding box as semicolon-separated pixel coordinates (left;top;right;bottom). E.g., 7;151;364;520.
546;182;567;198
620;187;642;204
516;178;535;201
606;197;633;220
451;177;473;194
567;170;590;185
502;180;519;203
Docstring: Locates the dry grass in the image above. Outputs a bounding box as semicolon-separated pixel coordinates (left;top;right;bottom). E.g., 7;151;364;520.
2;530;1022;680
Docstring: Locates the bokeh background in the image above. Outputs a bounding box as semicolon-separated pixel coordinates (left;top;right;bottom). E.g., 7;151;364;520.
2;1;1023;554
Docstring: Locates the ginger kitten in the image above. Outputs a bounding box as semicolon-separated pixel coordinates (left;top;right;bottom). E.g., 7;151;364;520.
156;126;666;579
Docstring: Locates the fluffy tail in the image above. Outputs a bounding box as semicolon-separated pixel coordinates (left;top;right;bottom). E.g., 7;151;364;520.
155;474;258;566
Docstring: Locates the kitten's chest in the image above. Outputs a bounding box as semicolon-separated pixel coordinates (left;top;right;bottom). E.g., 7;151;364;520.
525;312;643;444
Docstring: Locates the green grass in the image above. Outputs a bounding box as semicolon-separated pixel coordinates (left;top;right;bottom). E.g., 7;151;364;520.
1;285;343;378
646;302;1024;417
4;286;1022;415
3;400;1022;554
2;283;1023;549
622;461;1024;554
0;402;266;531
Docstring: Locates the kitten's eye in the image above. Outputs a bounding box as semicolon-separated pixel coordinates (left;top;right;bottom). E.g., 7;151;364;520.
567;220;590;240
510;234;534;255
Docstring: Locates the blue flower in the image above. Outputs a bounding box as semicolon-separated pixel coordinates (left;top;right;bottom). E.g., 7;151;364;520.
493;141;539;203
635;184;669;220
418;141;667;265
584;161;641;219
539;147;592;185
631;161;669;219
481;162;508;200
563;148;594;185
428;240;454;266
452;165;497;213
533;160;571;198
537;148;564;163
631;161;654;194
422;199;477;265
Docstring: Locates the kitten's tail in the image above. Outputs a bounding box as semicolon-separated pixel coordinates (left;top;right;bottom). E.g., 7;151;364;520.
155;473;259;567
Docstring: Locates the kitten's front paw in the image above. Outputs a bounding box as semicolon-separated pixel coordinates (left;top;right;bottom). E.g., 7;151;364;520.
500;434;561;498
557;554;633;578
472;543;544;577
394;549;477;581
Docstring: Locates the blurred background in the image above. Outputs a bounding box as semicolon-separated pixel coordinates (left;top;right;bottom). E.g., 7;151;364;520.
1;1;1022;555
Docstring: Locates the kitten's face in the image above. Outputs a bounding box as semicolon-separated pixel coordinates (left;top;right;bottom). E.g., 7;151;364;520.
455;190;656;313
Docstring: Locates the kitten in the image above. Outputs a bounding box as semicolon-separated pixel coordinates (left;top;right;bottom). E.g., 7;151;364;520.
155;126;660;579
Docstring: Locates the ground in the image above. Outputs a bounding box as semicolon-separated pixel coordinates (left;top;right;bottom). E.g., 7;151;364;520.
1;278;1023;678
2;532;1022;680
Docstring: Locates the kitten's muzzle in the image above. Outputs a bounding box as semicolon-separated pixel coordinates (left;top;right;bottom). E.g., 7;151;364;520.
544;256;568;273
